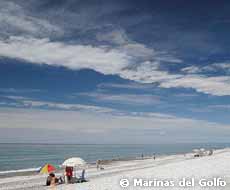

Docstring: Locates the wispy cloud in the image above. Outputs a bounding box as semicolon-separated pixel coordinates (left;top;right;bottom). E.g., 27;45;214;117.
181;62;230;74
160;75;230;96
181;66;202;74
189;104;230;114
0;96;115;114
96;29;129;45
207;104;230;110
0;1;63;37
96;29;182;63
79;92;161;105
96;28;156;60
97;82;156;90
0;88;42;93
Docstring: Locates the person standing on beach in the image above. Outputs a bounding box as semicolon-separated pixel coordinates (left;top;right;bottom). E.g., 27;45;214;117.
65;167;73;183
96;160;100;170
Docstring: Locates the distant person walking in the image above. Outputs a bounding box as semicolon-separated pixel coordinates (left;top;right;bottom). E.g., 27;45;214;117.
96;160;100;170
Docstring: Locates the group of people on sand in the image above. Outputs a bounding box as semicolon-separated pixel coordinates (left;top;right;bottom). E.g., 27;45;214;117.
46;166;86;186
141;153;156;160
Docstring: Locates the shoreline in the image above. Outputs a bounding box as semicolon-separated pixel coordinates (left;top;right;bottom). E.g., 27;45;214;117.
1;142;229;178
0;148;230;190
0;147;223;179
0;155;153;179
0;153;186;179
0;147;224;178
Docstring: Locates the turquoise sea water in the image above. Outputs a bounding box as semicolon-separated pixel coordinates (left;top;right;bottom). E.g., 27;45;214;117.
0;143;229;173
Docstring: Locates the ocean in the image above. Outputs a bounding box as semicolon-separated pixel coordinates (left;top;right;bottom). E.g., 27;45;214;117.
0;143;229;174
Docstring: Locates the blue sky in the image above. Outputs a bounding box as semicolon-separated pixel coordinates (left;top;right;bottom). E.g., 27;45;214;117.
0;0;230;143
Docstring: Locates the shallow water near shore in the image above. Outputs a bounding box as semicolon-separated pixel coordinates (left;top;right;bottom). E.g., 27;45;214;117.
0;143;230;174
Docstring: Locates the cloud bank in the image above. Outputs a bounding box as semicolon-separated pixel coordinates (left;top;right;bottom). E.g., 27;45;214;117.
0;107;230;143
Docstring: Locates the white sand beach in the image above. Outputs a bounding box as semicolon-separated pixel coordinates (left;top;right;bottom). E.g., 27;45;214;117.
1;148;230;190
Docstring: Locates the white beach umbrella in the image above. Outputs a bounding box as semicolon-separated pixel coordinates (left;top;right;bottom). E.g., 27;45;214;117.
193;149;199;153
200;148;205;152
62;157;87;168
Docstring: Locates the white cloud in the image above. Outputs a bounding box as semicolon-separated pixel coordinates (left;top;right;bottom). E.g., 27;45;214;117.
182;63;230;74
0;36;180;82
161;75;230;96
80;92;161;105
97;82;155;90
120;61;181;83
206;63;230;72
181;66;201;74
1;96;116;114
0;36;131;75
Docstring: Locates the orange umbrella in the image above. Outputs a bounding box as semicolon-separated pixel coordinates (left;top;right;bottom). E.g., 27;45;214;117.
39;164;56;174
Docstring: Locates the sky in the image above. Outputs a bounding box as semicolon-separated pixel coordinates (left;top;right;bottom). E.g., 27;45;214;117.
0;0;230;143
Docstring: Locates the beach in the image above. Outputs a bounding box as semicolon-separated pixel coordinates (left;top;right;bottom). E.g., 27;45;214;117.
0;148;230;190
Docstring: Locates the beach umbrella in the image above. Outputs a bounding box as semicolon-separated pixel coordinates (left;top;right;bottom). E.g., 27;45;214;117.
62;157;87;168
193;149;199;153
39;163;56;174
200;148;205;152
